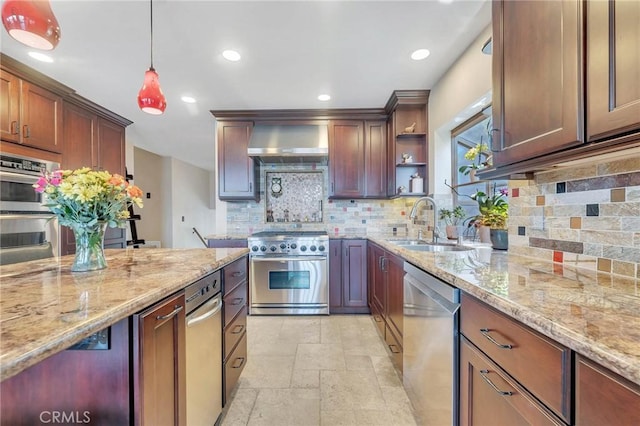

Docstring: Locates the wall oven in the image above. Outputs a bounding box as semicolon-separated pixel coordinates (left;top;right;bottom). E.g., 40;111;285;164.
0;153;59;265
249;231;329;315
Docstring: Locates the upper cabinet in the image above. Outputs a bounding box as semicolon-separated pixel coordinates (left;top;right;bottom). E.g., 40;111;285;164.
587;0;640;142
491;0;583;167
486;0;640;178
216;121;259;201
385;90;429;197
0;69;63;154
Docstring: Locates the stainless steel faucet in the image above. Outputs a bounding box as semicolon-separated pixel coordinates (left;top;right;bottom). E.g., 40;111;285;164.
409;196;439;243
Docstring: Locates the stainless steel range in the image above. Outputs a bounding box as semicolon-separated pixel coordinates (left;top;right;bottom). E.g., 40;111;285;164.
248;231;329;315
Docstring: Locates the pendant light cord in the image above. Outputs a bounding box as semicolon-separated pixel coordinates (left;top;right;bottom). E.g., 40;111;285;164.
149;0;154;70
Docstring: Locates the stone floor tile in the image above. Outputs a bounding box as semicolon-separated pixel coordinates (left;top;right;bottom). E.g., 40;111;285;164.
295;343;346;371
291;369;320;389
320;369;385;411
247;388;320;426
320;409;357;426
238;355;294;389
219;387;258;426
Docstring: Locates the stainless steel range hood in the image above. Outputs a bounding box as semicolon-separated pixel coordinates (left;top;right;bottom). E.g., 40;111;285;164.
247;124;329;164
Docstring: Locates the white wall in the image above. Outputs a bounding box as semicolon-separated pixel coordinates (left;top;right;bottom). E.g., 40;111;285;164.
133;147;164;246
428;24;492;196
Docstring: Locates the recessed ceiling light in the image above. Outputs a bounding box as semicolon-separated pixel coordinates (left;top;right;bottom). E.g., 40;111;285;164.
181;96;196;104
222;50;241;62
318;94;331;101
438;0;454;4
411;49;431;61
28;51;53;63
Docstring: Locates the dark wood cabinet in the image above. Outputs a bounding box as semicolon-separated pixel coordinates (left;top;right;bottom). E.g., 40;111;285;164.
385;251;404;345
217;121;259;201
491;0;583;166
587;0;640;142
61;102;128;255
0;68;62;153
328;119;387;199
384;91;429;197
459;336;565;426
133;291;187;426
329;239;369;314
575;355;640;426
222;256;248;406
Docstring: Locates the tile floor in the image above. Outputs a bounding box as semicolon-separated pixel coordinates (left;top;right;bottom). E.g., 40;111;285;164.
220;315;418;426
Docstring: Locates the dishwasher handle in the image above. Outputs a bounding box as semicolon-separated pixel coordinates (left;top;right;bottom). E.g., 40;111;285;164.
187;295;222;327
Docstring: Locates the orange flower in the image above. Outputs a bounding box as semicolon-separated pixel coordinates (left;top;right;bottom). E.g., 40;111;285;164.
109;174;125;186
127;185;143;198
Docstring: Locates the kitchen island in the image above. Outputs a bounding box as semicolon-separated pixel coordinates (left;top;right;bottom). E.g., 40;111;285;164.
0;247;248;381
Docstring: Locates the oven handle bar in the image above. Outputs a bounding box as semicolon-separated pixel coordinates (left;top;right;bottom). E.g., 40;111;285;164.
0;213;56;220
250;256;327;262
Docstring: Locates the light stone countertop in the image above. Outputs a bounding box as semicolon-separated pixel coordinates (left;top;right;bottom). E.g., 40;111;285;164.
0;247;248;381
368;237;640;386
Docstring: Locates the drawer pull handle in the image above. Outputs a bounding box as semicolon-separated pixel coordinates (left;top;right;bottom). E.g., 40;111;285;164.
231;324;244;334
480;328;513;349
232;357;245;369
156;305;183;321
232;271;245;278
230;297;244;306
388;344;401;354
480;369;513;396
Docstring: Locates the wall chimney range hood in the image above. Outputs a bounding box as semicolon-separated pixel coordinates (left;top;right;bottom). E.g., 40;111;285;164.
247;123;329;164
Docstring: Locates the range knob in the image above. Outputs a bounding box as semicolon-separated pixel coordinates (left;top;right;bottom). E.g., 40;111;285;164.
251;245;259;252
280;243;287;250
270;245;277;252
260;245;267;252
318;245;325;252
290;243;297;249
300;245;307;252
310;245;317;252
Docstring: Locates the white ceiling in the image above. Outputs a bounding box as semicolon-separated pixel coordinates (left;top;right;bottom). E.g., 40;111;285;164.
1;0;491;171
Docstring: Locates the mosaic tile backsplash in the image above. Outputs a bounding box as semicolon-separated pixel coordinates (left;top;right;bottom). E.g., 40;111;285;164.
509;152;640;278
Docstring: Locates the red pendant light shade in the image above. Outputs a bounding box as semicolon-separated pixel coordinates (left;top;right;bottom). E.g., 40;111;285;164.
2;0;60;50
137;67;166;115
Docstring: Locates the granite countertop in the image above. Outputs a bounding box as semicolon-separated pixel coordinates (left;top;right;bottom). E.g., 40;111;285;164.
369;237;640;386
0;247;249;382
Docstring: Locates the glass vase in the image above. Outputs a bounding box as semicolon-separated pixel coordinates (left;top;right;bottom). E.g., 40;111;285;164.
69;221;108;272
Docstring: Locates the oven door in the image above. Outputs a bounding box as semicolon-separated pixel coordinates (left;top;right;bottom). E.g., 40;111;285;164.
0;213;59;265
0;170;49;213
250;256;328;315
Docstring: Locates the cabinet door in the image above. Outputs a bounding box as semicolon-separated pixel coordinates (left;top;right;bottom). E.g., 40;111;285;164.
364;120;387;198
385;250;404;340
370;243;386;316
575;355;640;426
98;118;127;247
491;0;583;166
329;240;343;310
0;69;21;143
587;0;640;141
459;337;565;426
133;291;186;426
217;121;258;201
342;239;368;308
21;80;62;153
329;120;364;198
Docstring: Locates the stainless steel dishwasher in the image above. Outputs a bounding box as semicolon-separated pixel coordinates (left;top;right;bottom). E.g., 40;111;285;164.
185;270;223;426
403;262;460;426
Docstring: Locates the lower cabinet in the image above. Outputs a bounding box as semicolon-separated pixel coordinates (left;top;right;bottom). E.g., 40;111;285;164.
459;336;565;426
329;239;369;314
133;290;186;426
575;355;640;426
222;256;248;406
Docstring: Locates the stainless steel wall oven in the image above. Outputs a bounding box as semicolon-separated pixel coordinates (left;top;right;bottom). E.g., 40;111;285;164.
249;231;329;315
0;153;59;265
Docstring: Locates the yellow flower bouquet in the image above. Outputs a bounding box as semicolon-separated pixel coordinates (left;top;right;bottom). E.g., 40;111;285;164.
34;168;144;271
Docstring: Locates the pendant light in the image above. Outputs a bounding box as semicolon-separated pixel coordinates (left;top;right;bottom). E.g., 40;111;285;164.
1;0;61;50
137;0;166;115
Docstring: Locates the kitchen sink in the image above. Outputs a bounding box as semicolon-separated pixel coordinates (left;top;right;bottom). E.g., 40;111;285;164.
390;240;473;252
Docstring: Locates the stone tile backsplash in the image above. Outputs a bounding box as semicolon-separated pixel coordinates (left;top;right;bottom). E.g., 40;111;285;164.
509;152;640;278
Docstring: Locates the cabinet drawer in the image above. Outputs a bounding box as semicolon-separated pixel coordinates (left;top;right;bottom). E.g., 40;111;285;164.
224;256;248;294
385;323;402;373
371;303;385;338
223;331;247;407
224;305;247;362
460;336;565;426
460;294;571;423
223;280;247;327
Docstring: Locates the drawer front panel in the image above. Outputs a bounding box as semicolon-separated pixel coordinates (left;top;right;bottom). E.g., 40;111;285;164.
460;294;571;423
223;332;247;407
385;323;402;373
224;305;247;361
371;303;385;338
223;280;247;327
224;257;248;294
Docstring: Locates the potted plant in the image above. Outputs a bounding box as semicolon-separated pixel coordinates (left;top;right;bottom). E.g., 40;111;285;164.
439;206;465;239
471;185;509;250
458;140;490;181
